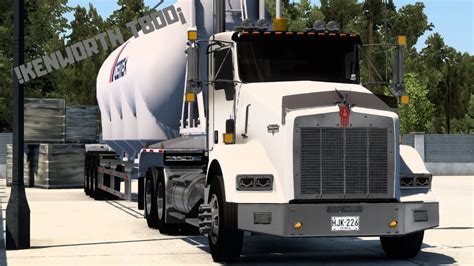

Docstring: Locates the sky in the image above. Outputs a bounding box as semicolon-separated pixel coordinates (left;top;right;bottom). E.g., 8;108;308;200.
66;0;473;54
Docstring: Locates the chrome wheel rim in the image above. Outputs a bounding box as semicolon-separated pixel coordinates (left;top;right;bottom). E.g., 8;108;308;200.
157;182;164;219
210;194;219;244
145;179;152;216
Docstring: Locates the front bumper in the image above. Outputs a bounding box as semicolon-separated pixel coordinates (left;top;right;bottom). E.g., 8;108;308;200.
237;201;438;237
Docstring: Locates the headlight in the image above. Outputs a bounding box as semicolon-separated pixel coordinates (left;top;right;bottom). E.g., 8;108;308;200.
400;174;432;189
236;175;273;191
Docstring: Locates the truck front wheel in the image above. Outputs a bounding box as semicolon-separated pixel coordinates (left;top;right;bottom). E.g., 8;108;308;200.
380;230;424;258
208;176;243;262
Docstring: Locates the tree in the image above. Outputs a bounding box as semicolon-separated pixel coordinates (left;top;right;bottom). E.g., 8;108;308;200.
399;73;434;133
320;0;360;32
0;0;70;132
53;3;109;105
108;0;149;40
389;2;433;49
421;34;473;133
265;0;324;31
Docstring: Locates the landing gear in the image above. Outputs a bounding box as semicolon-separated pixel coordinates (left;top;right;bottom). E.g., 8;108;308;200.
380;230;424;258
207;176;243;262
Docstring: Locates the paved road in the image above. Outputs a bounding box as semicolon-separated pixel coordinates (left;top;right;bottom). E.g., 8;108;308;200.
1;176;473;265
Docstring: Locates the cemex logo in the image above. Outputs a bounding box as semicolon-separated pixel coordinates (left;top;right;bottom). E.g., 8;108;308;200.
112;57;128;82
109;42;130;83
335;89;353;128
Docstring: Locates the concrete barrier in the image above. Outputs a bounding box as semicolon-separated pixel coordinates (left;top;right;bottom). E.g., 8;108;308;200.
403;133;474;175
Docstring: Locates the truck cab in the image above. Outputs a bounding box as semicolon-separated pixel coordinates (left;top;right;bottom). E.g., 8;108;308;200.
87;1;439;263
200;29;438;261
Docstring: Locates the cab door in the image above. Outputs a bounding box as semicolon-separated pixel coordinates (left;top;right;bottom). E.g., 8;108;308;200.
207;44;236;150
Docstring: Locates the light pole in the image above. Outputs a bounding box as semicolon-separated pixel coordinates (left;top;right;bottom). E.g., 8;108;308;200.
6;0;31;250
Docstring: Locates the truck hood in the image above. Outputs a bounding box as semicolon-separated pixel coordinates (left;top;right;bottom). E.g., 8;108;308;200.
239;81;371;112
237;80;374;123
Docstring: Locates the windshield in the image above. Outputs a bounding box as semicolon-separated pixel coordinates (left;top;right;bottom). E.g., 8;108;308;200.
237;35;360;84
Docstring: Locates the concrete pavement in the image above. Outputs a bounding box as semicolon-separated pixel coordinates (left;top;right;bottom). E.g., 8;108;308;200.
1;176;473;265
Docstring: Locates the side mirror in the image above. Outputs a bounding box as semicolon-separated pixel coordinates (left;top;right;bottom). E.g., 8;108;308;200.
391;36;406;97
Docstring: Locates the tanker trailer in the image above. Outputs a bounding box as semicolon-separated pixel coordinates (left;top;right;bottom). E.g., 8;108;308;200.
85;0;438;262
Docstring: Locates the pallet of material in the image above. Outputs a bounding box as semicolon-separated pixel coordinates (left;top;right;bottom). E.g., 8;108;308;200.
65;106;99;143
24;98;65;143
6;144;39;187
35;143;85;189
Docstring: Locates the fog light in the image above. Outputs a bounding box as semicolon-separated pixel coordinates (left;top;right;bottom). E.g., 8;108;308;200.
389;220;398;228
294;222;302;230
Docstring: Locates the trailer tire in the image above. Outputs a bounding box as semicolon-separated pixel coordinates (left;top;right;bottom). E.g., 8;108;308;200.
84;153;90;195
145;173;159;228
92;154;106;200
380;230;424;258
208;176;243;262
89;154;97;198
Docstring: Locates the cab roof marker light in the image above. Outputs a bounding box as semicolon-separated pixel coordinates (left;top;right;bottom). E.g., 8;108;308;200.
275;31;283;36
297;32;305;36
264;31;271;36
252;31;260;36
286;32;294;36
241;31;249;37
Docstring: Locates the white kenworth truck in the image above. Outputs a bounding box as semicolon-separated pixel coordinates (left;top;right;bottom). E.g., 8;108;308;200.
84;0;439;262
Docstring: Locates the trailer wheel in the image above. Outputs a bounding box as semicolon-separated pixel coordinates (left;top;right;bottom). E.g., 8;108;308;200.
145;173;159;228
208;176;243;262
89;154;97;198
84;153;90;195
92;154;105;200
380;230;424;258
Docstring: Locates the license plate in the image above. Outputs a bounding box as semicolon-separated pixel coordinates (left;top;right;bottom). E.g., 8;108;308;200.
331;216;360;231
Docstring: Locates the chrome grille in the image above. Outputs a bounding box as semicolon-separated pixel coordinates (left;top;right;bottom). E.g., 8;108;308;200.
297;127;391;199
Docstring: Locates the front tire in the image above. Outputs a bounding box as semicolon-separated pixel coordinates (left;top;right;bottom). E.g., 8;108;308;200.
380;231;424;258
208;176;243;262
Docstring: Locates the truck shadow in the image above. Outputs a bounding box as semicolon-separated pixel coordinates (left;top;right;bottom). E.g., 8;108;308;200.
183;235;456;265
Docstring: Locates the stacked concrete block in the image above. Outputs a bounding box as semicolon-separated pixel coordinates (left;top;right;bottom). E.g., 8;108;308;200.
13;98;100;189
24;98;65;143
6;144;39;187
35;144;85;189
65;106;99;143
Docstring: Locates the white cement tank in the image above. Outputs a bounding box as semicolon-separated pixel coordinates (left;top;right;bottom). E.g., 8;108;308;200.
97;0;256;159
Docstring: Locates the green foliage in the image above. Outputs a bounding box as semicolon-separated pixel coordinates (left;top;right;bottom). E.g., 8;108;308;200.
108;0;149;39
53;4;109;105
320;0;360;32
266;0;324;31
399;73;434;133
421;34;473;133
